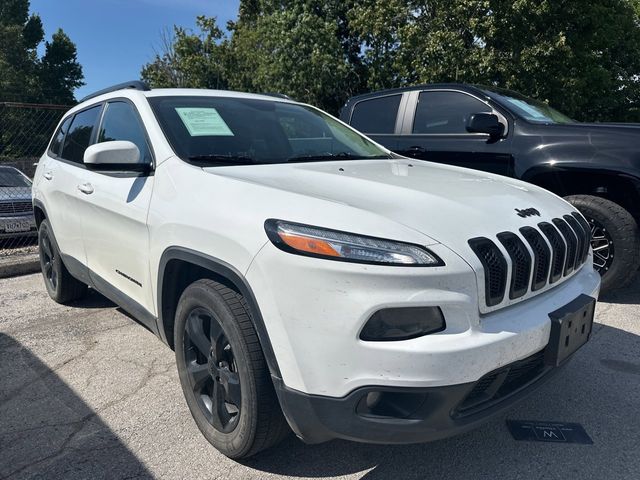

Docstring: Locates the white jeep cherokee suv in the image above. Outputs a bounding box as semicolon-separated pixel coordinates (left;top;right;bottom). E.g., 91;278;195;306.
33;82;600;458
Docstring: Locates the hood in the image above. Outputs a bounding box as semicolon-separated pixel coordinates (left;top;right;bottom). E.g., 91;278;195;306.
0;186;32;201
207;159;576;250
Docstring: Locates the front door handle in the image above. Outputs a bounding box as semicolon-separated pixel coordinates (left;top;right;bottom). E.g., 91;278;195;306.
408;145;427;153
43;171;53;180
77;183;94;195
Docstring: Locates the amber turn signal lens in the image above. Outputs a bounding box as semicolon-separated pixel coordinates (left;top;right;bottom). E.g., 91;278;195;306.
278;231;341;257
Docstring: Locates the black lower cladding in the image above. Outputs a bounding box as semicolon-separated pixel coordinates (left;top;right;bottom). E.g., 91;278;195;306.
273;349;565;445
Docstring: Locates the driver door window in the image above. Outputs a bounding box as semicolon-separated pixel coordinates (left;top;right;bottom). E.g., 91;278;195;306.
412;91;492;134
98;101;152;164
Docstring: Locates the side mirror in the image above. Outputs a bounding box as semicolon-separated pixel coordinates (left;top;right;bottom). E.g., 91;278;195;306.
466;113;505;138
83;141;142;168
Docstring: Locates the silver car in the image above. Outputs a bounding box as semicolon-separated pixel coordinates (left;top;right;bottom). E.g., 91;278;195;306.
0;166;36;239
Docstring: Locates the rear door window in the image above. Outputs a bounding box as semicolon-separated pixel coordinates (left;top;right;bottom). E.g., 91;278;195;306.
60;105;102;163
412;91;491;134
350;95;402;134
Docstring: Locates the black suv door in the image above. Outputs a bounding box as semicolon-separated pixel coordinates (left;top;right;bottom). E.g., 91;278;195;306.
396;89;514;176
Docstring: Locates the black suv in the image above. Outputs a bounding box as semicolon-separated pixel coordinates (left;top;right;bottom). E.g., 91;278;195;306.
340;84;640;291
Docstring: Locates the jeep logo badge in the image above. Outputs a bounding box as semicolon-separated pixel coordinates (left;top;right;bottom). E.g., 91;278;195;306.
515;208;541;218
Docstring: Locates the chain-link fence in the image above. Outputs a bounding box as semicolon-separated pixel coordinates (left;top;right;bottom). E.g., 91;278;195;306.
1;102;70;254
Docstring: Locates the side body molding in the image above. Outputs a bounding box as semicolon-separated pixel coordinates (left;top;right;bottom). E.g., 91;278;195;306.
157;247;282;379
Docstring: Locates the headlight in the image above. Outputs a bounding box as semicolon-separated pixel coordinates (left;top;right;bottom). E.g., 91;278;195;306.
264;219;443;266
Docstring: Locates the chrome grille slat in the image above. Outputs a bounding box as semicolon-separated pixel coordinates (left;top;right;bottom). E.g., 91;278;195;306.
470;215;589;308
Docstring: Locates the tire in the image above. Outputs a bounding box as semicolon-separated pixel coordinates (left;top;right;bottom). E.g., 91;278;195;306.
565;195;640;291
174;279;289;458
38;219;88;303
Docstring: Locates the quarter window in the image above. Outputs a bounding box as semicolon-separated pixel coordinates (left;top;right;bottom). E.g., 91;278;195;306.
49;116;72;157
350;95;402;134
412;91;492;134
60;105;102;163
98;101;152;164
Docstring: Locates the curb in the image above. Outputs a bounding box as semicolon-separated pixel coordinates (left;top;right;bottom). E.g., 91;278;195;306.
0;253;40;279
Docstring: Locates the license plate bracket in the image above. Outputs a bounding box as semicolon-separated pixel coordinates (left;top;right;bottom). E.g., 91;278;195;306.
4;220;32;233
545;294;595;367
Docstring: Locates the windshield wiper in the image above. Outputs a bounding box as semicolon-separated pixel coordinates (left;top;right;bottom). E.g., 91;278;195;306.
286;152;390;163
187;154;256;165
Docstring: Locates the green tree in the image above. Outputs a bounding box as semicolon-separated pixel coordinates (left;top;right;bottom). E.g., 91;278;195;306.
0;0;84;103
142;0;640;121
40;29;84;104
226;1;362;113
141;16;228;89
349;0;640;121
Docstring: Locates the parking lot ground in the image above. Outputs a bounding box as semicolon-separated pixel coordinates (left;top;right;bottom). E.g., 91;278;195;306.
1;272;639;480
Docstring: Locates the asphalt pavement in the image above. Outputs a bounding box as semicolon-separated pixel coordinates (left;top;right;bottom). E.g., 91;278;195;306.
1;272;638;479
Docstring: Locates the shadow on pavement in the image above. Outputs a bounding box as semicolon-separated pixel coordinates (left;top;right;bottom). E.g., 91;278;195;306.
0;333;151;480
244;321;640;479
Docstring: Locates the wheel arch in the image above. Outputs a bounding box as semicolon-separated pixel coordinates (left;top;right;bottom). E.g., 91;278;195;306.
157;246;281;378
33;199;47;228
523;166;640;219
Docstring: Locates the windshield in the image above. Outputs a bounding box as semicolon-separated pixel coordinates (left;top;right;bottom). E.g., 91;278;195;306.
0;167;31;187
148;96;390;166
482;87;575;124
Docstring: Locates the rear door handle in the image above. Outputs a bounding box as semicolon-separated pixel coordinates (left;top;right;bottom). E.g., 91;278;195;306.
77;183;94;195
43;171;53;180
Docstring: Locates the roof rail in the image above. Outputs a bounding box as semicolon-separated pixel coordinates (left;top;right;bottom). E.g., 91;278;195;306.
261;92;293;100
80;81;151;103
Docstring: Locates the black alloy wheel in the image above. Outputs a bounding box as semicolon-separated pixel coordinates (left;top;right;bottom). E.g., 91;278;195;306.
37;219;87;303
183;307;242;433
40;230;58;291
174;279;289;458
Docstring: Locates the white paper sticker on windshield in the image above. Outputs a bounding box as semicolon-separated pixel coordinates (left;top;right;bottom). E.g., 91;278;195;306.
175;107;234;136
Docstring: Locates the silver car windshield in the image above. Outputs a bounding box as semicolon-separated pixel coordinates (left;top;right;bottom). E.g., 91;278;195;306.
0;167;31;187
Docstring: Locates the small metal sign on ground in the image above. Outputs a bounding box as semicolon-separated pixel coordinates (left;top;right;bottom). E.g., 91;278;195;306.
506;420;593;444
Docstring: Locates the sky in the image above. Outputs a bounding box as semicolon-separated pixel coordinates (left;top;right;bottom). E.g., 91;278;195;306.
30;0;240;99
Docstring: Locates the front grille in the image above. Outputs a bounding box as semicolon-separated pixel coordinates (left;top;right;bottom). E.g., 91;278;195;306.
454;350;547;416
469;214;591;308
0;201;33;216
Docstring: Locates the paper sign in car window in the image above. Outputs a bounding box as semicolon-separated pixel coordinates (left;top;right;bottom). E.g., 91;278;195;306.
176;107;234;136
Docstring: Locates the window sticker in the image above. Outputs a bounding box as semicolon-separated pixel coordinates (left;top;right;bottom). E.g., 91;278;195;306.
175;107;234;136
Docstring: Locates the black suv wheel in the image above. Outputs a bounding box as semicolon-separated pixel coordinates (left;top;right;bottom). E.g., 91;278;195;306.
38;219;87;303
174;279;289;458
565;195;640;291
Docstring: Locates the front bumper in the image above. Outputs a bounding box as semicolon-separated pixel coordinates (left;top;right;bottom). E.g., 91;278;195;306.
247;242;601;397
274;346;564;444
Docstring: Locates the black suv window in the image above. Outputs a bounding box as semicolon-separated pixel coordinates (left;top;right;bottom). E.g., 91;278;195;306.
98;101;152;164
413;91;491;134
49;116;72;157
60;105;102;163
350;95;402;134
